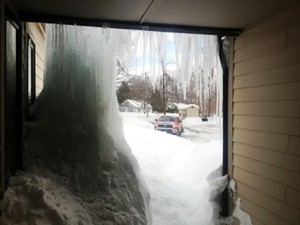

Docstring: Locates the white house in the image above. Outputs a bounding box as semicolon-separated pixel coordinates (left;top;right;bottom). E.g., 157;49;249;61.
119;99;152;113
174;103;200;120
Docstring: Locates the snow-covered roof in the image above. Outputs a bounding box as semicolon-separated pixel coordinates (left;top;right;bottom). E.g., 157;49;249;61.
127;99;142;108
122;99;152;109
174;103;199;110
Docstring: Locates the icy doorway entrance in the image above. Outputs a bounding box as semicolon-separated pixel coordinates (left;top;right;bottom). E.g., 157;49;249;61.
116;30;225;225
2;23;225;225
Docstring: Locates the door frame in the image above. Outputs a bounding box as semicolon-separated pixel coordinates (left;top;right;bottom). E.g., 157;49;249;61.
1;5;23;194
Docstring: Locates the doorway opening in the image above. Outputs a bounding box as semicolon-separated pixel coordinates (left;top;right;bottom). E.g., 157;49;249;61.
2;22;230;225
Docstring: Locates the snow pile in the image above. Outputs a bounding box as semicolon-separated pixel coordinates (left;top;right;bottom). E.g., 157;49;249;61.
233;198;252;225
229;180;253;225
2;25;150;225
2;172;93;225
207;174;232;225
121;113;228;225
182;116;222;144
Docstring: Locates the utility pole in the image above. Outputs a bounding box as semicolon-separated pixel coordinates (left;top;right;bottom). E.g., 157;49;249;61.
161;60;166;115
145;72;149;117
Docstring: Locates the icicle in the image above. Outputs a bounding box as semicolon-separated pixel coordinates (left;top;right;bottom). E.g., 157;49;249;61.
180;34;194;99
142;27;149;74
193;35;201;98
112;28;222;117
149;32;157;90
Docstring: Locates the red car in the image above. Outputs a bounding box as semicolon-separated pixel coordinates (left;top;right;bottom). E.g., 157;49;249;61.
154;115;184;136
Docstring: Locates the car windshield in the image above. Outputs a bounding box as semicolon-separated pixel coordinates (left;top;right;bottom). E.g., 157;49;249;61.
159;116;176;122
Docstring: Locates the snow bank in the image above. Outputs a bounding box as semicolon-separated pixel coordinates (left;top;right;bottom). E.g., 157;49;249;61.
229;180;253;225
121;113;229;225
233;198;252;225
2;172;93;225
2;25;150;225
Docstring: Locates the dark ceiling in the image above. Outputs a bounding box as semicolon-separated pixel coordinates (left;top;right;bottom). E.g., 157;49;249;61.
12;0;298;33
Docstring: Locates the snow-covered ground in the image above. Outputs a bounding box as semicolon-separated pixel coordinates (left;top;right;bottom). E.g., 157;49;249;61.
121;112;224;225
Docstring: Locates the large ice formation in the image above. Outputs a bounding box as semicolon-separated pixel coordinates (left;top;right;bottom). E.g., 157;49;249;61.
2;24;150;225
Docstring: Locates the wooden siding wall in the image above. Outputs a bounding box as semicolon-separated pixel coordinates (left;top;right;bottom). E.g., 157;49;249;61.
231;5;300;225
26;22;45;96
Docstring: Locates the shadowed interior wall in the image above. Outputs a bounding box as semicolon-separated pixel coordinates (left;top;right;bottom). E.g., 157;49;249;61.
231;4;300;225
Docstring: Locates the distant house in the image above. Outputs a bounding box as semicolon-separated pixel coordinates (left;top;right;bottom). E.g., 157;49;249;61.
174;103;199;120
119;99;152;113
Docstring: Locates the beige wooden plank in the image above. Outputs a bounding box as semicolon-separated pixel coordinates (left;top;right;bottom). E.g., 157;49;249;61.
234;82;300;102
228;38;235;179
289;118;300;136
35;43;45;61
35;55;44;72
36;73;43;82
234;47;300;76
36;88;42;95
241;198;293;225
37;23;46;38
233;64;300;89
35;76;43;92
36;66;44;80
233;128;288;151
28;35;45;64
35;79;43;88
251;217;266;225
35;75;43;83
287;27;300;48
286;188;300;209
35;42;45;58
237;182;300;225
289;136;300;155
234;154;300;189
233;115;290;134
234;32;286;63
234;142;300;172
235;5;300;50
35;47;44;60
241;196;295;225
27;24;45;70
233;101;300;118
36;48;45;64
35;37;45;53
36;60;45;74
28;22;46;39
227;115;300;140
233;167;285;201
28;23;46;50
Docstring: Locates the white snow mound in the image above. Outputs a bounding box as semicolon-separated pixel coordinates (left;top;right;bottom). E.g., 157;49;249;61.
2;172;92;225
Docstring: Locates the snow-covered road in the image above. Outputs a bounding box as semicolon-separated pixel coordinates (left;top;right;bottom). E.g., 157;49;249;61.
121;113;223;225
